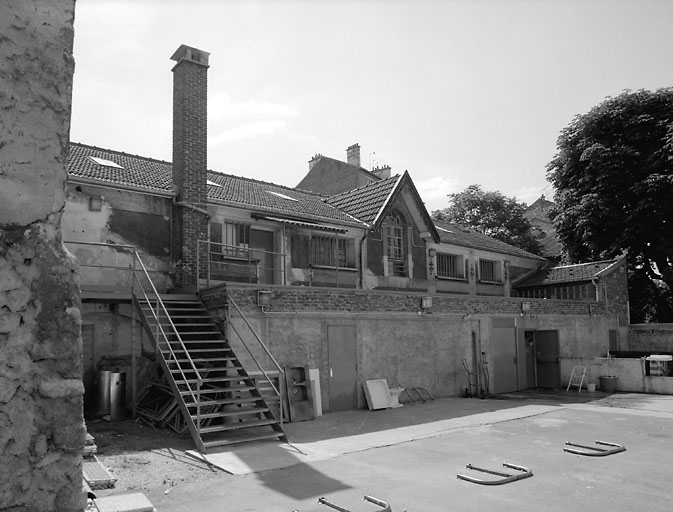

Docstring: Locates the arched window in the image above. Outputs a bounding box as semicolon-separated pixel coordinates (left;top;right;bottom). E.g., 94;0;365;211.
385;211;407;276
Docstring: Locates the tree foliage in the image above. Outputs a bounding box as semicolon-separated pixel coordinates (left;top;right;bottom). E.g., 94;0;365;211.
431;184;542;255
547;88;673;322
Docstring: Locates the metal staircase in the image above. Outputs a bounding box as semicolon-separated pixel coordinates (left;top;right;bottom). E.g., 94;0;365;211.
133;293;287;452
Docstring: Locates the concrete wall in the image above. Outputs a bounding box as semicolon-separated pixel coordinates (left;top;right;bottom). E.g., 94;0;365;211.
561;357;673;394
202;284;624;411
63;183;173;291
628;324;673;352
0;1;84;510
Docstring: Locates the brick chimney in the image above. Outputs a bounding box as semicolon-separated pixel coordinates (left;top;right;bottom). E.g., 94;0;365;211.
170;44;210;289
371;164;391;179
346;143;361;167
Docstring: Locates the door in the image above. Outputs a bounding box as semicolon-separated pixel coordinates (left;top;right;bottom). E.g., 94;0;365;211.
524;331;536;389
327;325;358;412
250;229;274;284
536;330;560;389
491;318;518;394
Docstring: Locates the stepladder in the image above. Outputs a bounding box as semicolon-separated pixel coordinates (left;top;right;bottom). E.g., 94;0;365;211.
567;366;586;392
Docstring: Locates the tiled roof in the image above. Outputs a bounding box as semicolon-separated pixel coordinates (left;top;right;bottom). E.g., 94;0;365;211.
68;142;173;193
67;143;366;228
515;259;620;287
205;171;366;227
326;174;401;226
434;221;546;261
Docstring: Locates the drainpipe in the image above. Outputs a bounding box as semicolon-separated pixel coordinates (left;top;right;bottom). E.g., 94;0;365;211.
175;200;211;219
359;229;369;289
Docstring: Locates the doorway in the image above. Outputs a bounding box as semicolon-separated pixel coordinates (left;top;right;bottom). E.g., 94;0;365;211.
250;229;274;284
491;318;518;394
535;330;560;389
327;325;358;412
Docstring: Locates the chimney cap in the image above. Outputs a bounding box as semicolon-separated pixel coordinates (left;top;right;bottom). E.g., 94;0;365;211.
171;44;210;67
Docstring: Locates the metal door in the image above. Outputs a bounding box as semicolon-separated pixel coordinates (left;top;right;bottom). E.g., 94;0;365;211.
327;325;358;412
491;319;518;394
536;330;560;389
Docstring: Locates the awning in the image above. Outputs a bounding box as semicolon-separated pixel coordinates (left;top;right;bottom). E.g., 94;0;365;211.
254;215;348;233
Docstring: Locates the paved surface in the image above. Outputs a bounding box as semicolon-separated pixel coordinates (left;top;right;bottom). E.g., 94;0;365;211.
145;391;673;511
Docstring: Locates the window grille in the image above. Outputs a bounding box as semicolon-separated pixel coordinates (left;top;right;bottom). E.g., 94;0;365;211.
437;253;464;279
479;259;501;283
311;235;355;268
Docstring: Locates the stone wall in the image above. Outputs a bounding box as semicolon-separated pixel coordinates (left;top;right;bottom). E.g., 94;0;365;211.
0;2;83;511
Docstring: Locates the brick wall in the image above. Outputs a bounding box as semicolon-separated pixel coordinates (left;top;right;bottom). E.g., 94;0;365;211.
202;283;609;317
171;47;209;288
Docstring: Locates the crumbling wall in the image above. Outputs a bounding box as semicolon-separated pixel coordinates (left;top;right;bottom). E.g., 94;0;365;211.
0;1;83;511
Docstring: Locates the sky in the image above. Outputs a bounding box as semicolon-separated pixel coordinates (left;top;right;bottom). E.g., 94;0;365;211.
70;0;673;212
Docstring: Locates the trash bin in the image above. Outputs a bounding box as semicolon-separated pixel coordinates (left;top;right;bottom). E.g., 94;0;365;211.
599;375;618;393
94;370;112;417
109;371;126;421
94;370;126;421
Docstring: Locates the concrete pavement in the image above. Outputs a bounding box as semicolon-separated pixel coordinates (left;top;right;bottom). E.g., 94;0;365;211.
147;392;673;511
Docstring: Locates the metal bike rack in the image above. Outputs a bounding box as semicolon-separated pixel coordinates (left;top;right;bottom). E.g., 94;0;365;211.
564;440;626;457
457;462;533;485
318;495;391;512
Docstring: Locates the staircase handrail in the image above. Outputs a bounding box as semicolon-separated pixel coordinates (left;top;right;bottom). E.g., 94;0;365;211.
227;295;284;421
132;252;203;410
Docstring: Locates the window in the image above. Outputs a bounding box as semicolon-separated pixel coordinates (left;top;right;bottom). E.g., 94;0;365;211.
385;211;406;276
209;221;250;258
311;235;355;268
479;258;502;283
436;253;464;279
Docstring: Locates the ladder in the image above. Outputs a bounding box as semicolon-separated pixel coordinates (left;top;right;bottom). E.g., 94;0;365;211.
566;366;586;393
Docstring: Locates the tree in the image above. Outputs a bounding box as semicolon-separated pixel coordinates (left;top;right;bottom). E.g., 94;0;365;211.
547;88;673;322
431;184;542;255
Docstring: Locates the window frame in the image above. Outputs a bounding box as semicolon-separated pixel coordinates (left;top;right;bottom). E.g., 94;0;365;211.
436;252;465;280
478;258;503;283
310;233;356;270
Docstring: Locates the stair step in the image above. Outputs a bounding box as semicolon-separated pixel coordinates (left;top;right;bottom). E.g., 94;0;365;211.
179;385;256;395
169;366;236;374
176;376;253;384
201;431;285;450
191;407;269;420
173;357;237;364
199;418;277;434
185;396;265;408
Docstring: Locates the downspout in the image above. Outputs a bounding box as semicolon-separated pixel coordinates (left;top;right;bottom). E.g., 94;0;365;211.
175;200;211;219
359;229;369;289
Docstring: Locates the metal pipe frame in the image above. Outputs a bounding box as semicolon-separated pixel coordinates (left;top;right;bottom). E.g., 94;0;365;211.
457;462;533;485
564;440;626;457
318;495;391;512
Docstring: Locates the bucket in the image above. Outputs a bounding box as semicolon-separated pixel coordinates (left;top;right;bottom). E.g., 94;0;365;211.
587;383;596;392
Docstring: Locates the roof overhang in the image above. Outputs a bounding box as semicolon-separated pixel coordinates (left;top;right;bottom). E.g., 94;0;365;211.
252;214;348;233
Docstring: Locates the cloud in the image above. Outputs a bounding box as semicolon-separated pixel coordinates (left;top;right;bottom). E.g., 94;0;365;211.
209;91;298;121
209;120;288;144
415;175;459;212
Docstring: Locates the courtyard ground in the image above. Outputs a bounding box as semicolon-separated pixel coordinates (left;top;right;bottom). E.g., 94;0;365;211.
88;391;673;511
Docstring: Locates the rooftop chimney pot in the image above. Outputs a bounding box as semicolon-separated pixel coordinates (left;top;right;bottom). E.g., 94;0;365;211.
346;143;361;168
